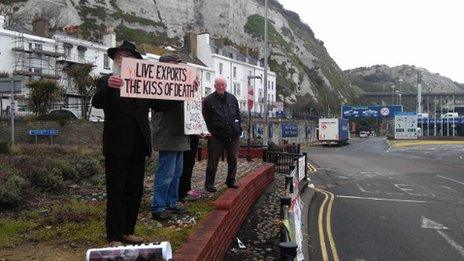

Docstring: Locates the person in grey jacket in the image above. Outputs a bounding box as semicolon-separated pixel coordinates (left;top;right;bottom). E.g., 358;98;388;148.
151;53;191;221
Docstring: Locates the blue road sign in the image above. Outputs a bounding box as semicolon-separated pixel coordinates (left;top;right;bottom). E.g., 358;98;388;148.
282;124;298;138
343;105;403;118
28;129;59;136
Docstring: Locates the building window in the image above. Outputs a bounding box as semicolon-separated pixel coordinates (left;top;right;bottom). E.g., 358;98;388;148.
206;72;211;81
260;74;263;83
205;87;212;95
103;53;110;69
234;83;241;96
219;63;223;75
259;90;263;99
233;67;237;79
78;49;85;61
64;46;72;58
34;43;42;50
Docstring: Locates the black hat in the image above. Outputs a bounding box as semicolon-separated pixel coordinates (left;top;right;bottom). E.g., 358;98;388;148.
159;53;182;63
107;40;143;60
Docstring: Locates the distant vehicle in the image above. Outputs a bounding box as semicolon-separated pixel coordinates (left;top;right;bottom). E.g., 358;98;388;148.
318;118;349;146
48;109;78;119
359;131;369;138
417;113;429;118
441;113;458;119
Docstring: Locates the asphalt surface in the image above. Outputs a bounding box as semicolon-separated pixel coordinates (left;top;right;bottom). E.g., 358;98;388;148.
305;137;464;261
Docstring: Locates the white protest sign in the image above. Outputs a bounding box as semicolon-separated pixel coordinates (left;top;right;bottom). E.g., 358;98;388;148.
120;58;198;100
184;97;210;135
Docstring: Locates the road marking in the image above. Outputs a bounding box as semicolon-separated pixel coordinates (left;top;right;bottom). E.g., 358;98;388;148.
438;185;457;193
421;216;464;258
394;184;430;197
336;195;427;203
325;191;340;261
317;191;330;261
307;163;318;173
421;216;449;230
436;230;464;258
437;175;464;186
356;183;367;193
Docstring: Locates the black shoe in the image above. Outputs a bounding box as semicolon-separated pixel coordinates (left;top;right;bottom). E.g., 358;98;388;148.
167;205;190;215
205;186;217;193
151;210;172;221
226;182;238;189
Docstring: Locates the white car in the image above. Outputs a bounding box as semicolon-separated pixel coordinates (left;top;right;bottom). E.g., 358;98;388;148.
359;131;369;138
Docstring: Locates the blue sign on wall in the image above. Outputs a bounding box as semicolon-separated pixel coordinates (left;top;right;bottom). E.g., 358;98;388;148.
28;129;59;136
343;105;403;118
282;124;298;138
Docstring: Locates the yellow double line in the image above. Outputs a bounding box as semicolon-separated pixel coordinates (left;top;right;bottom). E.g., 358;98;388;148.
315;188;340;261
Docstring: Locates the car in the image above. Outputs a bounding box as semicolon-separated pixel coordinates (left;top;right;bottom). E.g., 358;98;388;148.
47;109;78;120
359;131;369;138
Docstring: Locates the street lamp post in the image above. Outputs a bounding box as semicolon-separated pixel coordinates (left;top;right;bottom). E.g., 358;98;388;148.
391;85;395;105
262;0;269;147
247;75;261;160
398;93;402;106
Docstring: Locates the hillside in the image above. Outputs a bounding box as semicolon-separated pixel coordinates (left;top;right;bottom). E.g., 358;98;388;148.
346;64;464;94
0;0;361;114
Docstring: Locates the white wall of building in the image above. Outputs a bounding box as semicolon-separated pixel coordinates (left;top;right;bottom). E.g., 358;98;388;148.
196;33;277;116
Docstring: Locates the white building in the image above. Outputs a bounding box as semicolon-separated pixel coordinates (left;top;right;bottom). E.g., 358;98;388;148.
196;33;277;116
0;15;114;119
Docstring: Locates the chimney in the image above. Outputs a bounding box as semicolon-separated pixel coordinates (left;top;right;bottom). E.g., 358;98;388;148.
0;15;5;30
183;32;197;58
102;26;116;47
32;17;49;37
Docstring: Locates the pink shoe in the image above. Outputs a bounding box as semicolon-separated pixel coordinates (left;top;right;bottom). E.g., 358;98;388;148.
187;189;203;197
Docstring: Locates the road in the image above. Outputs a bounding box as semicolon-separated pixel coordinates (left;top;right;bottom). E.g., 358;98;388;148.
305;137;464;261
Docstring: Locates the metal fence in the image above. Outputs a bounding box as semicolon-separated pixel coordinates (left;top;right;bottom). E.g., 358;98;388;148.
262;143;301;174
277;154;309;261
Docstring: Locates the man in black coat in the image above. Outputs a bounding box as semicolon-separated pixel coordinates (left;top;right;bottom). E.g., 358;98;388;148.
202;77;242;192
92;41;179;246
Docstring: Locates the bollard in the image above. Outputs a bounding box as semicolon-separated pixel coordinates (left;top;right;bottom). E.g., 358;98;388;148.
197;147;202;161
284;175;294;194
279;242;298;261
280;196;292;208
303;152;308;179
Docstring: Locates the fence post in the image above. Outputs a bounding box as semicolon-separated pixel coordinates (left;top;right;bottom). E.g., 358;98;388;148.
303;152;308;179
263;148;268;162
285;175;294;194
197;147;202;161
279;242;298;261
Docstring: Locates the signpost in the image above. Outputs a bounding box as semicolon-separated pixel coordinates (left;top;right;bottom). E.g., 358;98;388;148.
342;105;403;118
0;78;24;146
394;112;418;140
282;123;298;138
29;129;59;144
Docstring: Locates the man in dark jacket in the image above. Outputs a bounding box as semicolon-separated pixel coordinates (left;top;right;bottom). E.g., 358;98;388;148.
202;77;242;192
151;53;191;221
92;41;179;246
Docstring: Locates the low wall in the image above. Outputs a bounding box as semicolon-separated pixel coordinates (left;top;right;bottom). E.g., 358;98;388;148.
173;163;275;261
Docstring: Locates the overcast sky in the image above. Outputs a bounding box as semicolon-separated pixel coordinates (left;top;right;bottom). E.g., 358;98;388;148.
278;0;464;83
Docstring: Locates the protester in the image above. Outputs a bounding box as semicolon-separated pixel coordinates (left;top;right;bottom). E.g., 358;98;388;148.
151;53;191;221
178;135;201;202
202;77;242;192
92;41;179;246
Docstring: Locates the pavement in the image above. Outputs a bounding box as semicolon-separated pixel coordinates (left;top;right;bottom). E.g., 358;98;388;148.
304;137;464;261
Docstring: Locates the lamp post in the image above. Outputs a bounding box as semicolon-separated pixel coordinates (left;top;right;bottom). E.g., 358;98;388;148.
391;85;396;105
262;0;269;147
247;75;261;160
398;93;402;106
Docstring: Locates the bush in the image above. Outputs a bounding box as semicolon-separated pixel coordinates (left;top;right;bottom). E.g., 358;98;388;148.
51;159;79;181
0;168;26;206
28;168;64;193
0;140;11;154
75;157;102;179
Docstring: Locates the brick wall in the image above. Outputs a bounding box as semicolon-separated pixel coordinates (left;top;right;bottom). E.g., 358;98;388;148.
173;163;275;261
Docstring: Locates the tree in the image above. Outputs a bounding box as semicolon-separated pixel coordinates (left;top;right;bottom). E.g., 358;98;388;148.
28;80;62;116
65;63;99;120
